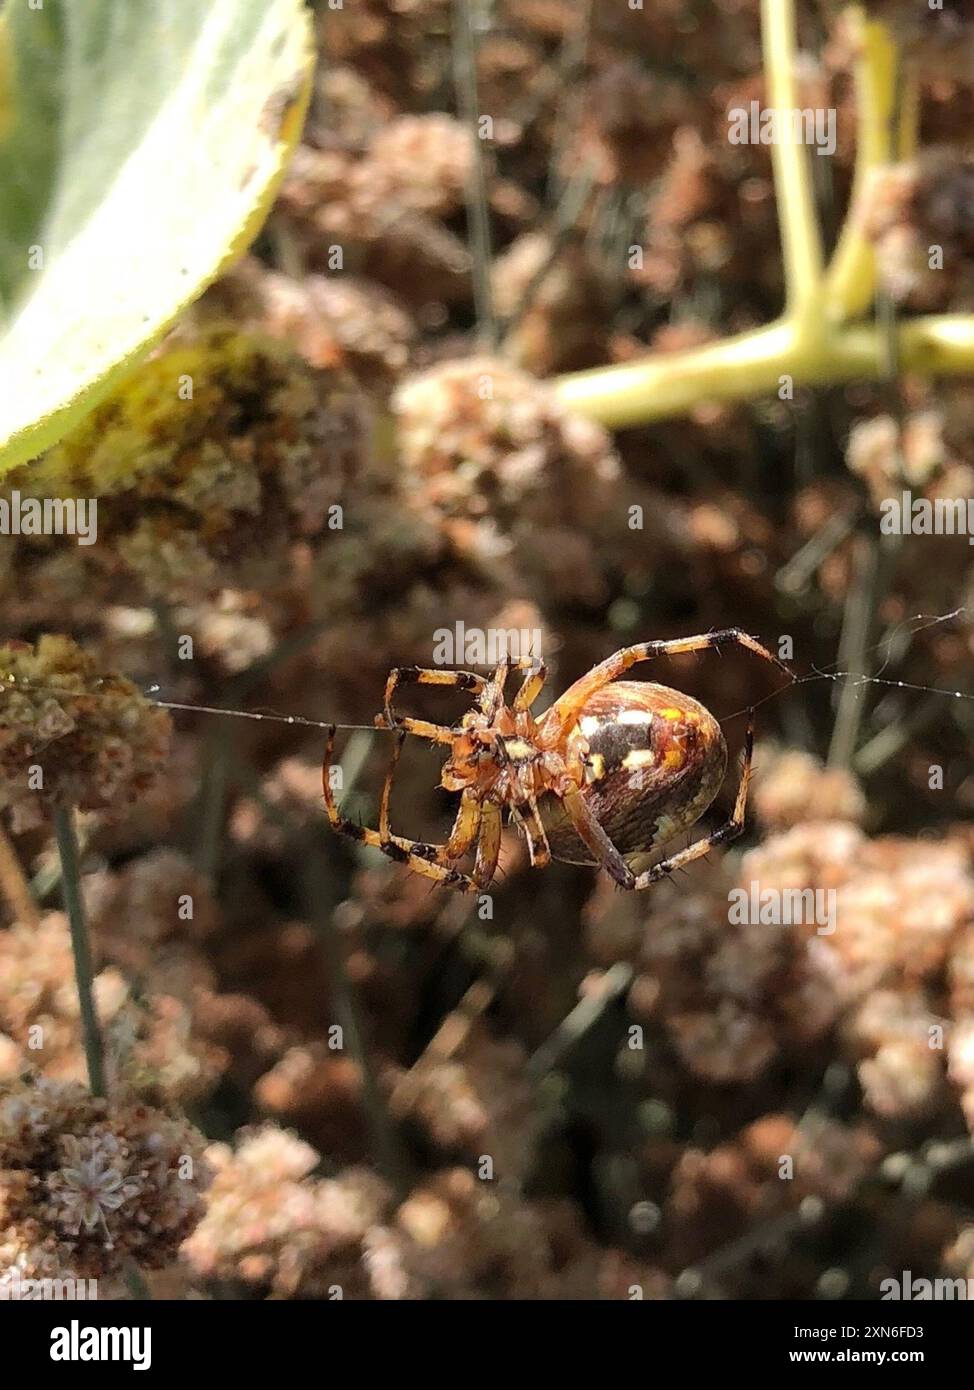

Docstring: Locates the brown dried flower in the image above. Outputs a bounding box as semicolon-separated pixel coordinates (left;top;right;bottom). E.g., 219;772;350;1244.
4;331;372;603
0;636;171;830
864;150;974;310
0;1075;209;1280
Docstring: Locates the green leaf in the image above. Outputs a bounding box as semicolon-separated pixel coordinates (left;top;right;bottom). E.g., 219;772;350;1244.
0;0;314;477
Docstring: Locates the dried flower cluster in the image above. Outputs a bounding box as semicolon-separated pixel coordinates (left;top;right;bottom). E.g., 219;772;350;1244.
0;636;171;831
0;1076;209;1282
2;0;974;1305
865;150;974;310
2;331;372;606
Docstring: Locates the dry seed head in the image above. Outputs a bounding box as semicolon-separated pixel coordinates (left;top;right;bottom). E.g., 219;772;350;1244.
0;1075;209;1281
0;635;171;830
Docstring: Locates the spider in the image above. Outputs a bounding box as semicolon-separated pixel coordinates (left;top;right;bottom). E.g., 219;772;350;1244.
321;629;792;893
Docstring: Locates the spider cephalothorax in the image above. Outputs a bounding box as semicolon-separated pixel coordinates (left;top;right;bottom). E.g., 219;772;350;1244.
322;629;791;893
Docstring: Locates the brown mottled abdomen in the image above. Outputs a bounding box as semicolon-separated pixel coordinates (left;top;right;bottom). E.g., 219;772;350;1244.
539;681;727;866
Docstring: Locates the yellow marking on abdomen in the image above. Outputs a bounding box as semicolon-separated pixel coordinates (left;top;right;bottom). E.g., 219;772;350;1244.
622;749;655;770
585;753;606;782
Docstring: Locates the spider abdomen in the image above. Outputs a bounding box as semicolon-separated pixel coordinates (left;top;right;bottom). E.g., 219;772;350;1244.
540;681;728;866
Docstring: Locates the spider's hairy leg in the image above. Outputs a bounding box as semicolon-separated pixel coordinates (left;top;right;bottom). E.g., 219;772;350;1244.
630;710;755;890
512;658;548;712
560;785;635;888
482;658;512;720
514;796;551;869
321;726;480;892
378;730;407;840
473;801;502;889
379;665;485;733
443;790;482;862
549;628;791;733
379;733;481;863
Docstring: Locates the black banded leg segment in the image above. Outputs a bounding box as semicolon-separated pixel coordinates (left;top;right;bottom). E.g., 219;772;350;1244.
380;736;481;865
551;629;791;732
321;726;480;892
518;796;551;869
630;710;755;890
379;666;486;741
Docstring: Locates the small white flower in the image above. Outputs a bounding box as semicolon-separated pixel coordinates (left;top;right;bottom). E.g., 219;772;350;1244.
47;1134;142;1246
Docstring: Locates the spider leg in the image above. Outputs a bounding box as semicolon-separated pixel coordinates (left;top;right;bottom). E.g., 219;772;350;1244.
473;801;502;889
513;658;548;712
379;665;486;736
441;789;482;862
378;730;406;840
548;629;790;734
629;710;755;890
321;726;480;892
511;795;551;869
379;734;482;863
560;785;636;888
527;796;551;867
482;659;512;720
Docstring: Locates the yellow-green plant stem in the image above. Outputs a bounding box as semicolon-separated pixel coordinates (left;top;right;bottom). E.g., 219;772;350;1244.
553;4;971;433
53;805;106;1097
825;7;916;321
554;315;974;430
761;0;824;319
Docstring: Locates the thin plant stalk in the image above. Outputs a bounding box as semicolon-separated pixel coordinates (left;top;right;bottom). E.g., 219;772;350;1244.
52;805;106;1097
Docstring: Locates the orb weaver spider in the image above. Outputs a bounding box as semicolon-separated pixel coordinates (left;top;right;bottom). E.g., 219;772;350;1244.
322;629;791;893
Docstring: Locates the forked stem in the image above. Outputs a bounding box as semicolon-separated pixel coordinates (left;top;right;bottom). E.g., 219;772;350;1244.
553;5;969;431
825;6;916;321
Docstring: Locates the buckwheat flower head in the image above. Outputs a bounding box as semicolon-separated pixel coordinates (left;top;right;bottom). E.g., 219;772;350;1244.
393;356;620;528
392;357;622;603
0;1076;209;1280
752;746;866;830
7;330;371;602
183;1125;392;1298
863;150;974;310
0;635;171;831
46;1133;142;1243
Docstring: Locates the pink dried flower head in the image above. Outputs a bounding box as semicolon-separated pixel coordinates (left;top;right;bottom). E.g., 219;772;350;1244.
364;115;472;217
46;1132;142;1244
752;746;867;830
743;824;974;1000
845;411;947;508
393;357;622;601
183;1125;392;1298
0;1075;209;1279
864;150;974;309
197;256;416;392
0;635;171;830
